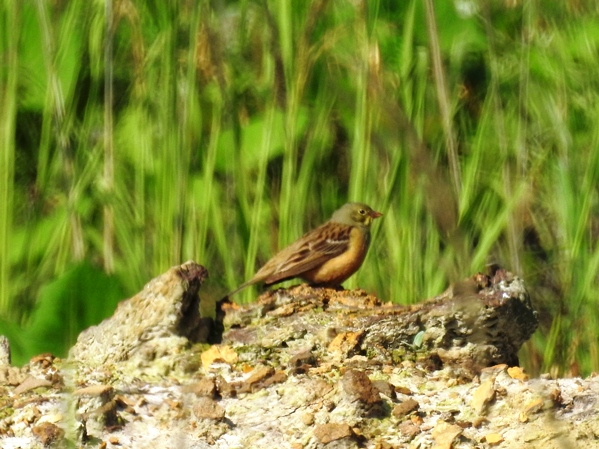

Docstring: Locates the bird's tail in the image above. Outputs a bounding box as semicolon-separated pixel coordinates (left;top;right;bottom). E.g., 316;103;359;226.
221;279;255;302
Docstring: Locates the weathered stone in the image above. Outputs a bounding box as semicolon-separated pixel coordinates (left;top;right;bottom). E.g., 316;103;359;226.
5;263;596;449
245;365;275;386
226;268;537;378
32;422;64;445
185;377;217;397
261;370;288;387
301;412;315;426
14;376;52;395
328;331;364;358
75;384;118;432
359;269;538;374
201;345;238;368
29;353;56;369
471;378;496;414
392;398;419;418
341;369;381;405
432;420;463;449
193;397;225;420
313;422;354;444
398;420;421;438
214;375;236;398
289;349;316;368
74;384;114;398
0;336;11;366
507;366;529;381
69;261;209;370
484;432;504;444
371;379;395;399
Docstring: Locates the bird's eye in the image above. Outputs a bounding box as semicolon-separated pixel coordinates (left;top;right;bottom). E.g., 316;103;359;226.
359;209;366;215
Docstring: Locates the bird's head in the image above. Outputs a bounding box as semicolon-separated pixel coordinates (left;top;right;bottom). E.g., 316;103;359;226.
331;202;382;228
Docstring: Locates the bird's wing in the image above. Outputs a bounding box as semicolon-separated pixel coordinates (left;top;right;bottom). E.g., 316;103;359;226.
258;222;353;285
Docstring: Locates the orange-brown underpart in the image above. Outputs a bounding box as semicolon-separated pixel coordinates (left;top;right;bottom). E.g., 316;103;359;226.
301;227;369;285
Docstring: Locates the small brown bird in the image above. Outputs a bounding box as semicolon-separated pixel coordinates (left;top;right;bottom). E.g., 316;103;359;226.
225;202;382;298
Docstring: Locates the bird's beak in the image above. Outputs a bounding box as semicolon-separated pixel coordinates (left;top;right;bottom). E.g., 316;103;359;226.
370;210;383;219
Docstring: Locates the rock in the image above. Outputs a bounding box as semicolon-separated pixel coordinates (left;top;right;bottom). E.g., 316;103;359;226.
225;268;538;377
214;375;237;398
301;412;315;426
398;420;421;438
3;263;597;449
74;384;118;436
245;365;275;386
484;432;504;444
313;422;354;444
193;397;226;420
201;344;238;368
29;353;56;369
32;422;64;446
185;377;217;397
74;384;114;397
432;420;463;449
392;398;419;418
471;378;496;414
289;349;316;368
508;365;529;381
0;336;10;366
360;269;538;375
328;330;364;358
69;261;210;371
14;376;53;395
0;366;26;386
261;370;288;387
371;379;395;399
341;369;382;405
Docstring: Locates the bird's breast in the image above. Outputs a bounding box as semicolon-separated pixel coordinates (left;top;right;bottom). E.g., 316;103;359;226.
302;227;370;286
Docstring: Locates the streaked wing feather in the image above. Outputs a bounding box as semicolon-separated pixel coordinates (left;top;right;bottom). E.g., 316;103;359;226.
260;223;352;285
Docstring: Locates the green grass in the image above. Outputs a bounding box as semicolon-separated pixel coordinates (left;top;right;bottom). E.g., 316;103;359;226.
0;0;18;317
1;0;599;376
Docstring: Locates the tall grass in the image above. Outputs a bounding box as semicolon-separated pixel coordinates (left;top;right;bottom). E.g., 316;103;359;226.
1;0;599;376
0;0;18;315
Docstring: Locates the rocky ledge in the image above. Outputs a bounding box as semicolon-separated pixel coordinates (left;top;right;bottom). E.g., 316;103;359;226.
1;261;598;449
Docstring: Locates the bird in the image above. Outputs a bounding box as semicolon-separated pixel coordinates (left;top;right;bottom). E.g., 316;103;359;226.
224;202;382;299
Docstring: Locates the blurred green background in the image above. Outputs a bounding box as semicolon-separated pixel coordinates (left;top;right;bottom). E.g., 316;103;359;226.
1;0;598;376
